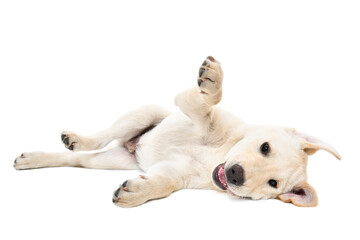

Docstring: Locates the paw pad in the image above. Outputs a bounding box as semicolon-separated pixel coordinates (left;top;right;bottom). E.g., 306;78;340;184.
61;132;79;151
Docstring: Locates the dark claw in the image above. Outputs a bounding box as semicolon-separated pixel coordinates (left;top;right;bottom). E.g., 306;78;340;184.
63;137;69;145
14;158;17;164
199;67;205;77
122;180;128;188
202;60;207;66
204;77;214;83
61;134;66;141
69;144;74;150
114;188;121;198
112;198;116;203
197;79;202;86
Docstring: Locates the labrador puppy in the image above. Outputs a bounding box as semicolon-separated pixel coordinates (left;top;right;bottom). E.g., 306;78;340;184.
14;56;341;207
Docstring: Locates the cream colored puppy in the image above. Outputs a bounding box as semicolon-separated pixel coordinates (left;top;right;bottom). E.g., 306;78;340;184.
14;56;340;207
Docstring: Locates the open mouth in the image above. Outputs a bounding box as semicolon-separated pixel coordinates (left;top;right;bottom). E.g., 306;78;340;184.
212;163;236;195
212;163;227;190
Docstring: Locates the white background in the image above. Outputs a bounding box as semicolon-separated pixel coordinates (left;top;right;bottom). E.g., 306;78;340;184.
1;0;359;239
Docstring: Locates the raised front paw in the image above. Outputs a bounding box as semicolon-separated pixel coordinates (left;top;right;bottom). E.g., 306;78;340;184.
197;56;223;95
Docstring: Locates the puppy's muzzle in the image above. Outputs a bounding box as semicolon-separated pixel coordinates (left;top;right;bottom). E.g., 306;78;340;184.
226;164;245;186
212;163;245;192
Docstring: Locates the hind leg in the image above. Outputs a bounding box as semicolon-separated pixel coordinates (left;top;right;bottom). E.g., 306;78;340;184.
14;146;138;170
61;105;170;151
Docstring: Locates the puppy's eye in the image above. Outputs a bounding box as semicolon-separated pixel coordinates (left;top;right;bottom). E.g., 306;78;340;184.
268;179;278;188
260;142;270;155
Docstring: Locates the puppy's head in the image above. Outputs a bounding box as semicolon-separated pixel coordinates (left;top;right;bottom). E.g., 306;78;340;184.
212;126;340;207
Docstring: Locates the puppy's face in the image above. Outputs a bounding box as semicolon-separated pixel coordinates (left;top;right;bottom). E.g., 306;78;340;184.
212;126;340;207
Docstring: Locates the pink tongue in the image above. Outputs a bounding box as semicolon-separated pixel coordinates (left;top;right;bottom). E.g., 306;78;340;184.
218;166;236;196
218;166;227;187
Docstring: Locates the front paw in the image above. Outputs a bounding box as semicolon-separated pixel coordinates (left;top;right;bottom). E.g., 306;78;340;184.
112;177;150;207
197;56;223;94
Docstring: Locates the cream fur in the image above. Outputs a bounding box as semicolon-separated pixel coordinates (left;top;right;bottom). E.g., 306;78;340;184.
14;56;340;207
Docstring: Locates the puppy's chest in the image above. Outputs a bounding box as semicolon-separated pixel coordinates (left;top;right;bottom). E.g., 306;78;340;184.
127;113;230;170
134;132;227;172
134;133;200;167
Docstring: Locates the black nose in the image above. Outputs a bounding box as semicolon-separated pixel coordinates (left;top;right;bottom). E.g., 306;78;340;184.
226;164;245;186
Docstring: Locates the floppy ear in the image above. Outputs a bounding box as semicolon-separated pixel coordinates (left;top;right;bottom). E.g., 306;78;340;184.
289;129;341;160
277;181;318;207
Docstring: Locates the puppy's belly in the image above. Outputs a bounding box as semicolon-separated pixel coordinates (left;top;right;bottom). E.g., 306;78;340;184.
134;133;170;171
124;125;156;153
133;132;196;172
